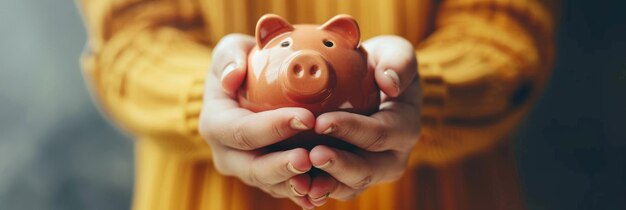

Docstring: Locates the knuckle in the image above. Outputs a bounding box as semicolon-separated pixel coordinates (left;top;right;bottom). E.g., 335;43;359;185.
337;121;355;139
349;175;373;190
365;127;389;151
248;169;269;188
233;125;255;150
271;123;285;140
279;164;294;179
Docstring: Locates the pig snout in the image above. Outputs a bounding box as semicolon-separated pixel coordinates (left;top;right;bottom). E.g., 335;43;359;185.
280;50;334;103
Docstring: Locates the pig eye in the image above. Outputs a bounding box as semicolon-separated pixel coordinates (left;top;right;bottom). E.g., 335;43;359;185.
323;40;334;47
281;41;290;47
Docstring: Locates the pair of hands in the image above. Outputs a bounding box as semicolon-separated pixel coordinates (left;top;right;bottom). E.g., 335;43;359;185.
199;34;421;209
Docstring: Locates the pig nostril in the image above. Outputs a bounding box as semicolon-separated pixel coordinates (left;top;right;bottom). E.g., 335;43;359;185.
293;65;304;78
310;65;321;78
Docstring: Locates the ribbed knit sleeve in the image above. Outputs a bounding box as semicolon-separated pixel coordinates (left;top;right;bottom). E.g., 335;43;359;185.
410;0;558;164
78;0;211;152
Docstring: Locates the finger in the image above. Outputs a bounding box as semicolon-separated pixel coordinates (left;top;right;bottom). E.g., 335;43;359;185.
384;76;421;110
211;34;255;76
209;143;255;178
327;181;365;201
214;147;315;209
279;175;315;209
250;148;312;186
310;146;401;199
262;174;311;198
304;176;367;202
289;195;316;210
289;174;312;197
309;146;377;189
363;35;417;97
261;182;315;209
204;107;315;150
220;62;247;97
201;74;239;111
210;34;255;96
314;111;392;152
307;172;336;206
315;91;422;152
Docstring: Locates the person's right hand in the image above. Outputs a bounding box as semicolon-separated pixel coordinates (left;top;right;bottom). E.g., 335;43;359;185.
199;34;318;209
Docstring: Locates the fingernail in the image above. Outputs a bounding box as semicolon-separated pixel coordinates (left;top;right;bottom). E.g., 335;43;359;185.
322;124;335;134
287;162;307;174
315;160;332;169
384;69;400;94
220;63;238;81
310;192;330;203
290;117;309;130
290;184;306;197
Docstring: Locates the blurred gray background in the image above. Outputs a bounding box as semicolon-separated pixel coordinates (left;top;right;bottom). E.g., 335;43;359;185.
0;1;133;209
0;1;624;210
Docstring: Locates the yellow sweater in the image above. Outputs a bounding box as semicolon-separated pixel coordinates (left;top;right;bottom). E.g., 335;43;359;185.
78;0;557;209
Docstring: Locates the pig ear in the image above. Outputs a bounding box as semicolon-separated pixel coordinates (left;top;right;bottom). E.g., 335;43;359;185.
255;14;294;49
319;15;361;48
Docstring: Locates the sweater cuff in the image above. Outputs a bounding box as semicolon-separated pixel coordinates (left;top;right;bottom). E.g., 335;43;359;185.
181;75;212;156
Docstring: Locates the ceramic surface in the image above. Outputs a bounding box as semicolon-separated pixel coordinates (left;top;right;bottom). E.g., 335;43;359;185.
239;14;380;150
239;14;380;117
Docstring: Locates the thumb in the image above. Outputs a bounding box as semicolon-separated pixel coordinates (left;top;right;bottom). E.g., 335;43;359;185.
211;34;255;97
365;36;418;97
221;59;247;97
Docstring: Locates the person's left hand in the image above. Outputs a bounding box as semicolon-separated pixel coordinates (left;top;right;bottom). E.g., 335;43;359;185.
302;35;421;207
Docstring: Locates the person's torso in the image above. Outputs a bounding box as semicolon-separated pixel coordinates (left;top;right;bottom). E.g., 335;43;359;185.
198;0;436;46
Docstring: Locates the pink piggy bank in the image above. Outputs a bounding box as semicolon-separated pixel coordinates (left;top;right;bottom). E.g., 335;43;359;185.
239;14;380;150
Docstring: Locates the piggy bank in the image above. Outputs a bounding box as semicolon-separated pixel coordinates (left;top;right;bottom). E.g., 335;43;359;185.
239;14;380;149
